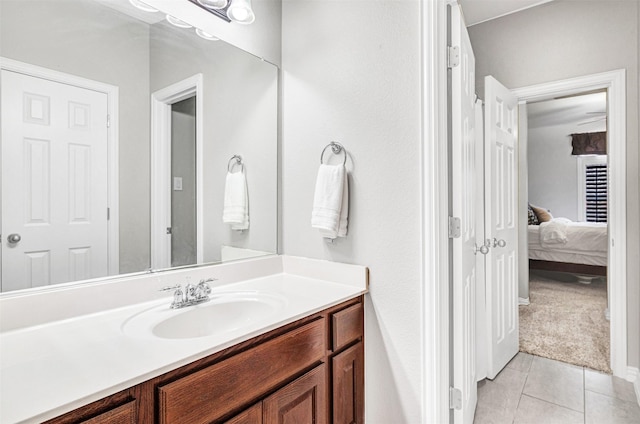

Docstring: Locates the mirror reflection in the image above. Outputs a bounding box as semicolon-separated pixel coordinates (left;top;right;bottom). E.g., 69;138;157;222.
0;0;278;293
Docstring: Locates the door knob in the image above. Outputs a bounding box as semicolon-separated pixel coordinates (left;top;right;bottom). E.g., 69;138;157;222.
7;233;21;244
474;240;490;255
493;238;506;248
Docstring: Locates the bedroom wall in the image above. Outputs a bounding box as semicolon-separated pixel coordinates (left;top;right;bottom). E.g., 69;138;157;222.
468;0;640;368
528;123;577;220
528;121;606;221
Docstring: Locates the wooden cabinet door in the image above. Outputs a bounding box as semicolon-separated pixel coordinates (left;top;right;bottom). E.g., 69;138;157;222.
332;342;364;424
263;364;327;424
224;403;262;424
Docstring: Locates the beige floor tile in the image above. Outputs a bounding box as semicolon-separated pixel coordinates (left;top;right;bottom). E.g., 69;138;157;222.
473;368;528;424
585;390;640;424
522;355;584;412
585;368;637;403
507;352;534;373
513;395;584;424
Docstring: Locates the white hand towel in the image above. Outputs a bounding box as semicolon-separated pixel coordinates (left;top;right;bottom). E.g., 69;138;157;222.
312;164;349;239
223;171;249;230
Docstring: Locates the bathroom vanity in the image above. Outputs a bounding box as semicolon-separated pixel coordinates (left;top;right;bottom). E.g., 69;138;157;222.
46;297;363;424
0;256;368;423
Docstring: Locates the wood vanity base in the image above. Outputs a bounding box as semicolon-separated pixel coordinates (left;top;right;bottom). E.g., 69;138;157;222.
44;296;364;424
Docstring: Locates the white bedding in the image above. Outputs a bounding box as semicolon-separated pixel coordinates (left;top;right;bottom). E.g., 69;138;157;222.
528;219;608;266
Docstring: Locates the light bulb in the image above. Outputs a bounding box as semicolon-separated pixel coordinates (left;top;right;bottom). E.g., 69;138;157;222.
197;0;228;10
129;0;158;13
227;0;255;24
166;15;192;28
195;28;219;41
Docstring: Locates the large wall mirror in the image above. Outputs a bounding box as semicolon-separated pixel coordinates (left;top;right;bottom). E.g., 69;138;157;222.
0;0;278;293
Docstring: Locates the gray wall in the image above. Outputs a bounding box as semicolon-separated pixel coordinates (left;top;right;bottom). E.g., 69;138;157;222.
150;23;278;263
0;0;151;274
171;98;197;267
518;104;529;299
528;124;580;220
282;1;423;421
469;0;640;367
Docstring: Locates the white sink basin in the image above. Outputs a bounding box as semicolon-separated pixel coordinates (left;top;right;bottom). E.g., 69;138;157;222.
122;291;287;340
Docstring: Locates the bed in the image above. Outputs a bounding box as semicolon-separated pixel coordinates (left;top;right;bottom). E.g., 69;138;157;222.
528;218;608;276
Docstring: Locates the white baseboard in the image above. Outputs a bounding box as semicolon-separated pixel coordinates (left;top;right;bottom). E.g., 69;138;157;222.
518;297;530;306
634;370;640;407
626;366;640;406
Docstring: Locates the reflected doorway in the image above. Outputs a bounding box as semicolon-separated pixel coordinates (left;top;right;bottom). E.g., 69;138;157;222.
170;97;197;267
150;74;204;270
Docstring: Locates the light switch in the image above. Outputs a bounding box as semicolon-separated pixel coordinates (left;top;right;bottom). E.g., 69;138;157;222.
173;177;183;191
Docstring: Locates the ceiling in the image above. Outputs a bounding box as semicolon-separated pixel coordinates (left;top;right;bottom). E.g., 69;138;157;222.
93;0;165;24
459;0;555;26
527;92;607;130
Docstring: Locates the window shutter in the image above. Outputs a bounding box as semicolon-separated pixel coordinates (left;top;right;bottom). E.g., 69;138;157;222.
585;164;607;222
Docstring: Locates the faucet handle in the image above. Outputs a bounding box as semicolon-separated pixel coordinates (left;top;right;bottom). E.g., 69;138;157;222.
196;279;213;298
159;284;181;292
159;285;185;309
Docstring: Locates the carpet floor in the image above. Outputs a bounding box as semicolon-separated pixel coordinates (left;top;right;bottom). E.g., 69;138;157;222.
519;273;610;373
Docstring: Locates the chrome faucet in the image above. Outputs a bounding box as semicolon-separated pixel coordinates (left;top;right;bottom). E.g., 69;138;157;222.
160;278;217;309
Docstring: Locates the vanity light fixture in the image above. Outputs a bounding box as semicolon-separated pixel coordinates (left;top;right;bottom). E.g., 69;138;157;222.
166;15;193;28
195;28;219;41
128;0;158;13
197;0;229;10
227;0;255;24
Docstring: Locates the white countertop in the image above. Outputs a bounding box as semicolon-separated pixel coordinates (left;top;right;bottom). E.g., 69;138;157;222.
0;256;368;423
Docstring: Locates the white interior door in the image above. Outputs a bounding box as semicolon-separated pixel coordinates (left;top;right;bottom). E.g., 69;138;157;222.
1;70;109;291
484;75;519;379
451;4;478;423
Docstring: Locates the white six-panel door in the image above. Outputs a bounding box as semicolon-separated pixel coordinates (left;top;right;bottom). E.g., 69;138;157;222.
484;75;519;379
1;70;109;291
451;4;478;423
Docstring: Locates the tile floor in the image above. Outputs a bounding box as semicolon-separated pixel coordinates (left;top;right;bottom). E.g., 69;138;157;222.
474;353;640;424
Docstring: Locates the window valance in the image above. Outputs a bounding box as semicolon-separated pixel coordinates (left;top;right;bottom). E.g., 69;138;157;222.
571;131;606;155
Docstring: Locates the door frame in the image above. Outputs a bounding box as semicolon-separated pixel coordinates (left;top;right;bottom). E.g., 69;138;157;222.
421;1;451;423
0;57;120;280
512;69;627;378
150;74;204;269
423;4;631;422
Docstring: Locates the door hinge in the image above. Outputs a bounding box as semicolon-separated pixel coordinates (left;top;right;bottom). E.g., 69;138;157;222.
449;386;462;410
106;114;111;128
166;227;172;235
107;208;110;220
448;216;461;239
448;45;460;68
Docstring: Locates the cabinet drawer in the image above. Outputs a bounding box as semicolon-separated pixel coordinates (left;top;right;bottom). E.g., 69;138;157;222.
158;318;326;424
81;400;137;424
332;303;363;351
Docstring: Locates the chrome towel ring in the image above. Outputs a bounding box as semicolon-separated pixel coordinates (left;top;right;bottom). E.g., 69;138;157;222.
228;155;244;172
320;141;347;166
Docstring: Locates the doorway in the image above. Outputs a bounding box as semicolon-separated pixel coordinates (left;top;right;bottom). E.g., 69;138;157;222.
513;70;627;378
150;74;204;270
170;97;197;267
521;90;611;372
